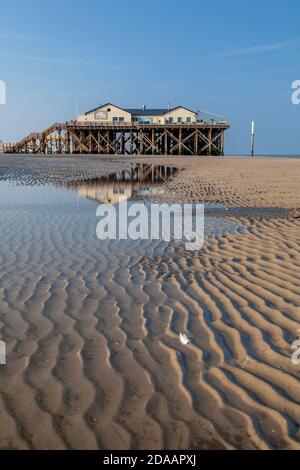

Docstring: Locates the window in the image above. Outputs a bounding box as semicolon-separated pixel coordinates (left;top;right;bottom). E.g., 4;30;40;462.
113;117;125;123
168;117;173;124
178;117;182;123
139;117;153;124
187;117;191;123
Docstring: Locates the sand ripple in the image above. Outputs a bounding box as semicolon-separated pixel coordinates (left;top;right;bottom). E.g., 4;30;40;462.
0;156;300;450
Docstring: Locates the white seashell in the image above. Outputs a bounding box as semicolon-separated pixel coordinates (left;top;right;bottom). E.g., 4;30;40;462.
179;333;191;345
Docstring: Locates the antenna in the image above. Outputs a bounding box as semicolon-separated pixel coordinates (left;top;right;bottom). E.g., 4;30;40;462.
251;121;255;157
75;98;78;121
168;102;171;111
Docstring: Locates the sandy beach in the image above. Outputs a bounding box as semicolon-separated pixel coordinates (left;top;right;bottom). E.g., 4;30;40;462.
0;155;299;450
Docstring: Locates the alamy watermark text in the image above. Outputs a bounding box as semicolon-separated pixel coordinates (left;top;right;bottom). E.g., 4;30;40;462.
291;80;300;105
96;199;205;251
0;80;6;105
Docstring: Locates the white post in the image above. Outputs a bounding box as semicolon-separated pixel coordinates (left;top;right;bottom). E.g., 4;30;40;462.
251;121;255;157
0;340;6;365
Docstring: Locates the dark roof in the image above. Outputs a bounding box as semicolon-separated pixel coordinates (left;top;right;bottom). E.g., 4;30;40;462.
126;107;197;116
125;108;168;116
85;102;126;115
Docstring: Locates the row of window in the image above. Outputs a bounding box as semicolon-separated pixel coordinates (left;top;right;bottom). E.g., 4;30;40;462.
112;117;193;124
166;117;192;124
132;117;153;123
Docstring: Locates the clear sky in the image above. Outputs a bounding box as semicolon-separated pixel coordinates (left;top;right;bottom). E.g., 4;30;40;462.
0;0;300;154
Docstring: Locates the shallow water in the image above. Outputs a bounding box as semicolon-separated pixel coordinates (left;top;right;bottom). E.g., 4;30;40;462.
0;180;242;252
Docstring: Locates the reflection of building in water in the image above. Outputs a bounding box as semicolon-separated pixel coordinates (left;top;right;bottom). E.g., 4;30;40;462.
61;164;179;204
78;182;133;205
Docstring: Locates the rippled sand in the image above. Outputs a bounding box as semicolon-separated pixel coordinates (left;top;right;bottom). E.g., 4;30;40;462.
0;155;299;450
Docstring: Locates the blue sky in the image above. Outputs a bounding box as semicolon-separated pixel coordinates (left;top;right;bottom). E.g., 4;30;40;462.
0;0;300;154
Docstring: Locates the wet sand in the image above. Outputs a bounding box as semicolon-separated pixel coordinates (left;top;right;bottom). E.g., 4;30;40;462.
0;155;299;450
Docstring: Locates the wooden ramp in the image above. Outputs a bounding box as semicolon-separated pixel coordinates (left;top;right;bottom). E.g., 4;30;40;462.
4;123;68;154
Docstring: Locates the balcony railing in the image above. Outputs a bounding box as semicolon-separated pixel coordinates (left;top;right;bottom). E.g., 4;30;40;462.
68;120;229;128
